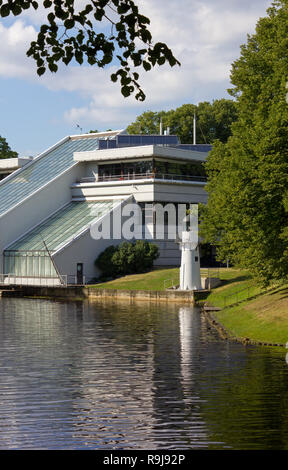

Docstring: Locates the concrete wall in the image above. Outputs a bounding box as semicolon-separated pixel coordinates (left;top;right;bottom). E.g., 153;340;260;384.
154;239;181;266
71;180;155;202
7;285;195;303
71;180;208;204
74;144;207;163
153;181;208;204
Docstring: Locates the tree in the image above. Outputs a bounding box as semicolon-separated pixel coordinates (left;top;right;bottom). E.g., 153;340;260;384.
200;0;288;285
0;0;180;101
0;136;18;159
126;100;238;143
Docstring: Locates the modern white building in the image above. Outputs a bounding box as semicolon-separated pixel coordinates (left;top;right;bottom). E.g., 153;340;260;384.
0;157;33;181
0;130;211;285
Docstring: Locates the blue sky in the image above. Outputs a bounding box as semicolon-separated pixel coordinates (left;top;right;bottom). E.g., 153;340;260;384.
0;0;271;156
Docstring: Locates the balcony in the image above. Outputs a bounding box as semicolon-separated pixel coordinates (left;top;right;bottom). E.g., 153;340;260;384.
77;172;207;184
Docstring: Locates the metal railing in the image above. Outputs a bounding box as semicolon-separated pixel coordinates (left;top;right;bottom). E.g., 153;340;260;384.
201;267;220;280
164;278;179;290
78;173;207;184
67;275;86;285
0;274;68;287
164;268;221;291
222;284;265;308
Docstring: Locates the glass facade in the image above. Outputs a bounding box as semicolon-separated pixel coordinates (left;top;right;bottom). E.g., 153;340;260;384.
99;161;153;180
4;251;57;277
154;160;206;178
4;200;116;277
98;159;206;181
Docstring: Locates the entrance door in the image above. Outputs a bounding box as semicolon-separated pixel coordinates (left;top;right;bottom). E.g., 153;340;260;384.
76;263;84;285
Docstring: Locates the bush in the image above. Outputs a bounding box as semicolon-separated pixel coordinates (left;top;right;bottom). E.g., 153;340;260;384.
95;240;159;277
95;245;118;277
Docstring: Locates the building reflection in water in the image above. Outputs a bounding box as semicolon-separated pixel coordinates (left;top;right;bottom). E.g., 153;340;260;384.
0;297;287;449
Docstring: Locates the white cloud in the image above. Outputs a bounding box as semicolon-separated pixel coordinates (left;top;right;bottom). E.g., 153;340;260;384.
58;0;271;127
0;20;37;78
0;0;272;129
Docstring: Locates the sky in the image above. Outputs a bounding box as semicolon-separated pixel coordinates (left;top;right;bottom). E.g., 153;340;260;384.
0;0;271;156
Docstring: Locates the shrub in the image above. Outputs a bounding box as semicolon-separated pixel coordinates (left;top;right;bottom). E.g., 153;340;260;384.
95;240;159;277
95;245;118;277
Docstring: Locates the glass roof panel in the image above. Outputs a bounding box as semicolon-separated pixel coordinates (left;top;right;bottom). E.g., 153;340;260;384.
5;200;117;253
0;137;100;217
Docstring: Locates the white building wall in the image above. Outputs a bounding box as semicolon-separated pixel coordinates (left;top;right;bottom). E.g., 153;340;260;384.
53;230;120;281
71;180;207;204
53;202;126;281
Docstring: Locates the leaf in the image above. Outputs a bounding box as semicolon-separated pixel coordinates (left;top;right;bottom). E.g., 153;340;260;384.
143;61;151;71
157;56;166;66
48;62;58;72
43;0;52;7
64;19;75;29
121;85;132;97
47;12;55;23
12;5;22;16
0;4;10;17
37;66;46;76
75;50;83;64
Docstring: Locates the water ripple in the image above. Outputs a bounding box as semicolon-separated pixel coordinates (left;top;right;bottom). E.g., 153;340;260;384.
0;298;287;449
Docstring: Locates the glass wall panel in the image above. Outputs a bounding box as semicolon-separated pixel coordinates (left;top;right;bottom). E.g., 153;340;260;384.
4;200;117;278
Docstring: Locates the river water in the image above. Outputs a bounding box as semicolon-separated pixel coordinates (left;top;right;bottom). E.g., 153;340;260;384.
0;297;287;450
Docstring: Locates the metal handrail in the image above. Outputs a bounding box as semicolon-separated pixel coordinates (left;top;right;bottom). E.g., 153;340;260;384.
164;278;179;290
78;173;207;184
223;284;264;308
0;273;68;287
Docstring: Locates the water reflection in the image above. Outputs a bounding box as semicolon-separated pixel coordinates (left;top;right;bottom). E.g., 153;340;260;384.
0;298;287;449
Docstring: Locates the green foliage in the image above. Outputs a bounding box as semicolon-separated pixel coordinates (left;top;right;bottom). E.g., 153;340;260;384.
95;240;159;277
0;0;179;101
0;136;18;159
200;0;288;286
126;100;238;143
95;245;118;277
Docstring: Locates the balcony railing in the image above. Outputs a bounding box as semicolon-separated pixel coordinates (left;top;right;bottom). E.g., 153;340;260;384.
78;173;207;184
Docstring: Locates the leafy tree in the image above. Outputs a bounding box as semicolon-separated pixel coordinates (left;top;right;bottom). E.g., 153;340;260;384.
126;100;238;143
200;0;288;285
126;110;167;134
0;136;18;159
0;0;179;101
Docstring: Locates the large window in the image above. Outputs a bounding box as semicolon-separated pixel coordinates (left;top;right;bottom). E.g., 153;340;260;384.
98;161;153;180
98;159;206;181
155;160;206;179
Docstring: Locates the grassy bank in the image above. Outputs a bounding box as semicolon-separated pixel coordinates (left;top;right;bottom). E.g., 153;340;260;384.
204;269;288;345
89;267;179;291
90;266;288;345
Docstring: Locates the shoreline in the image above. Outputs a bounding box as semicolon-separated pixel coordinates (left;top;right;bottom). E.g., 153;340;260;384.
1;267;287;347
0;285;195;304
201;306;285;348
